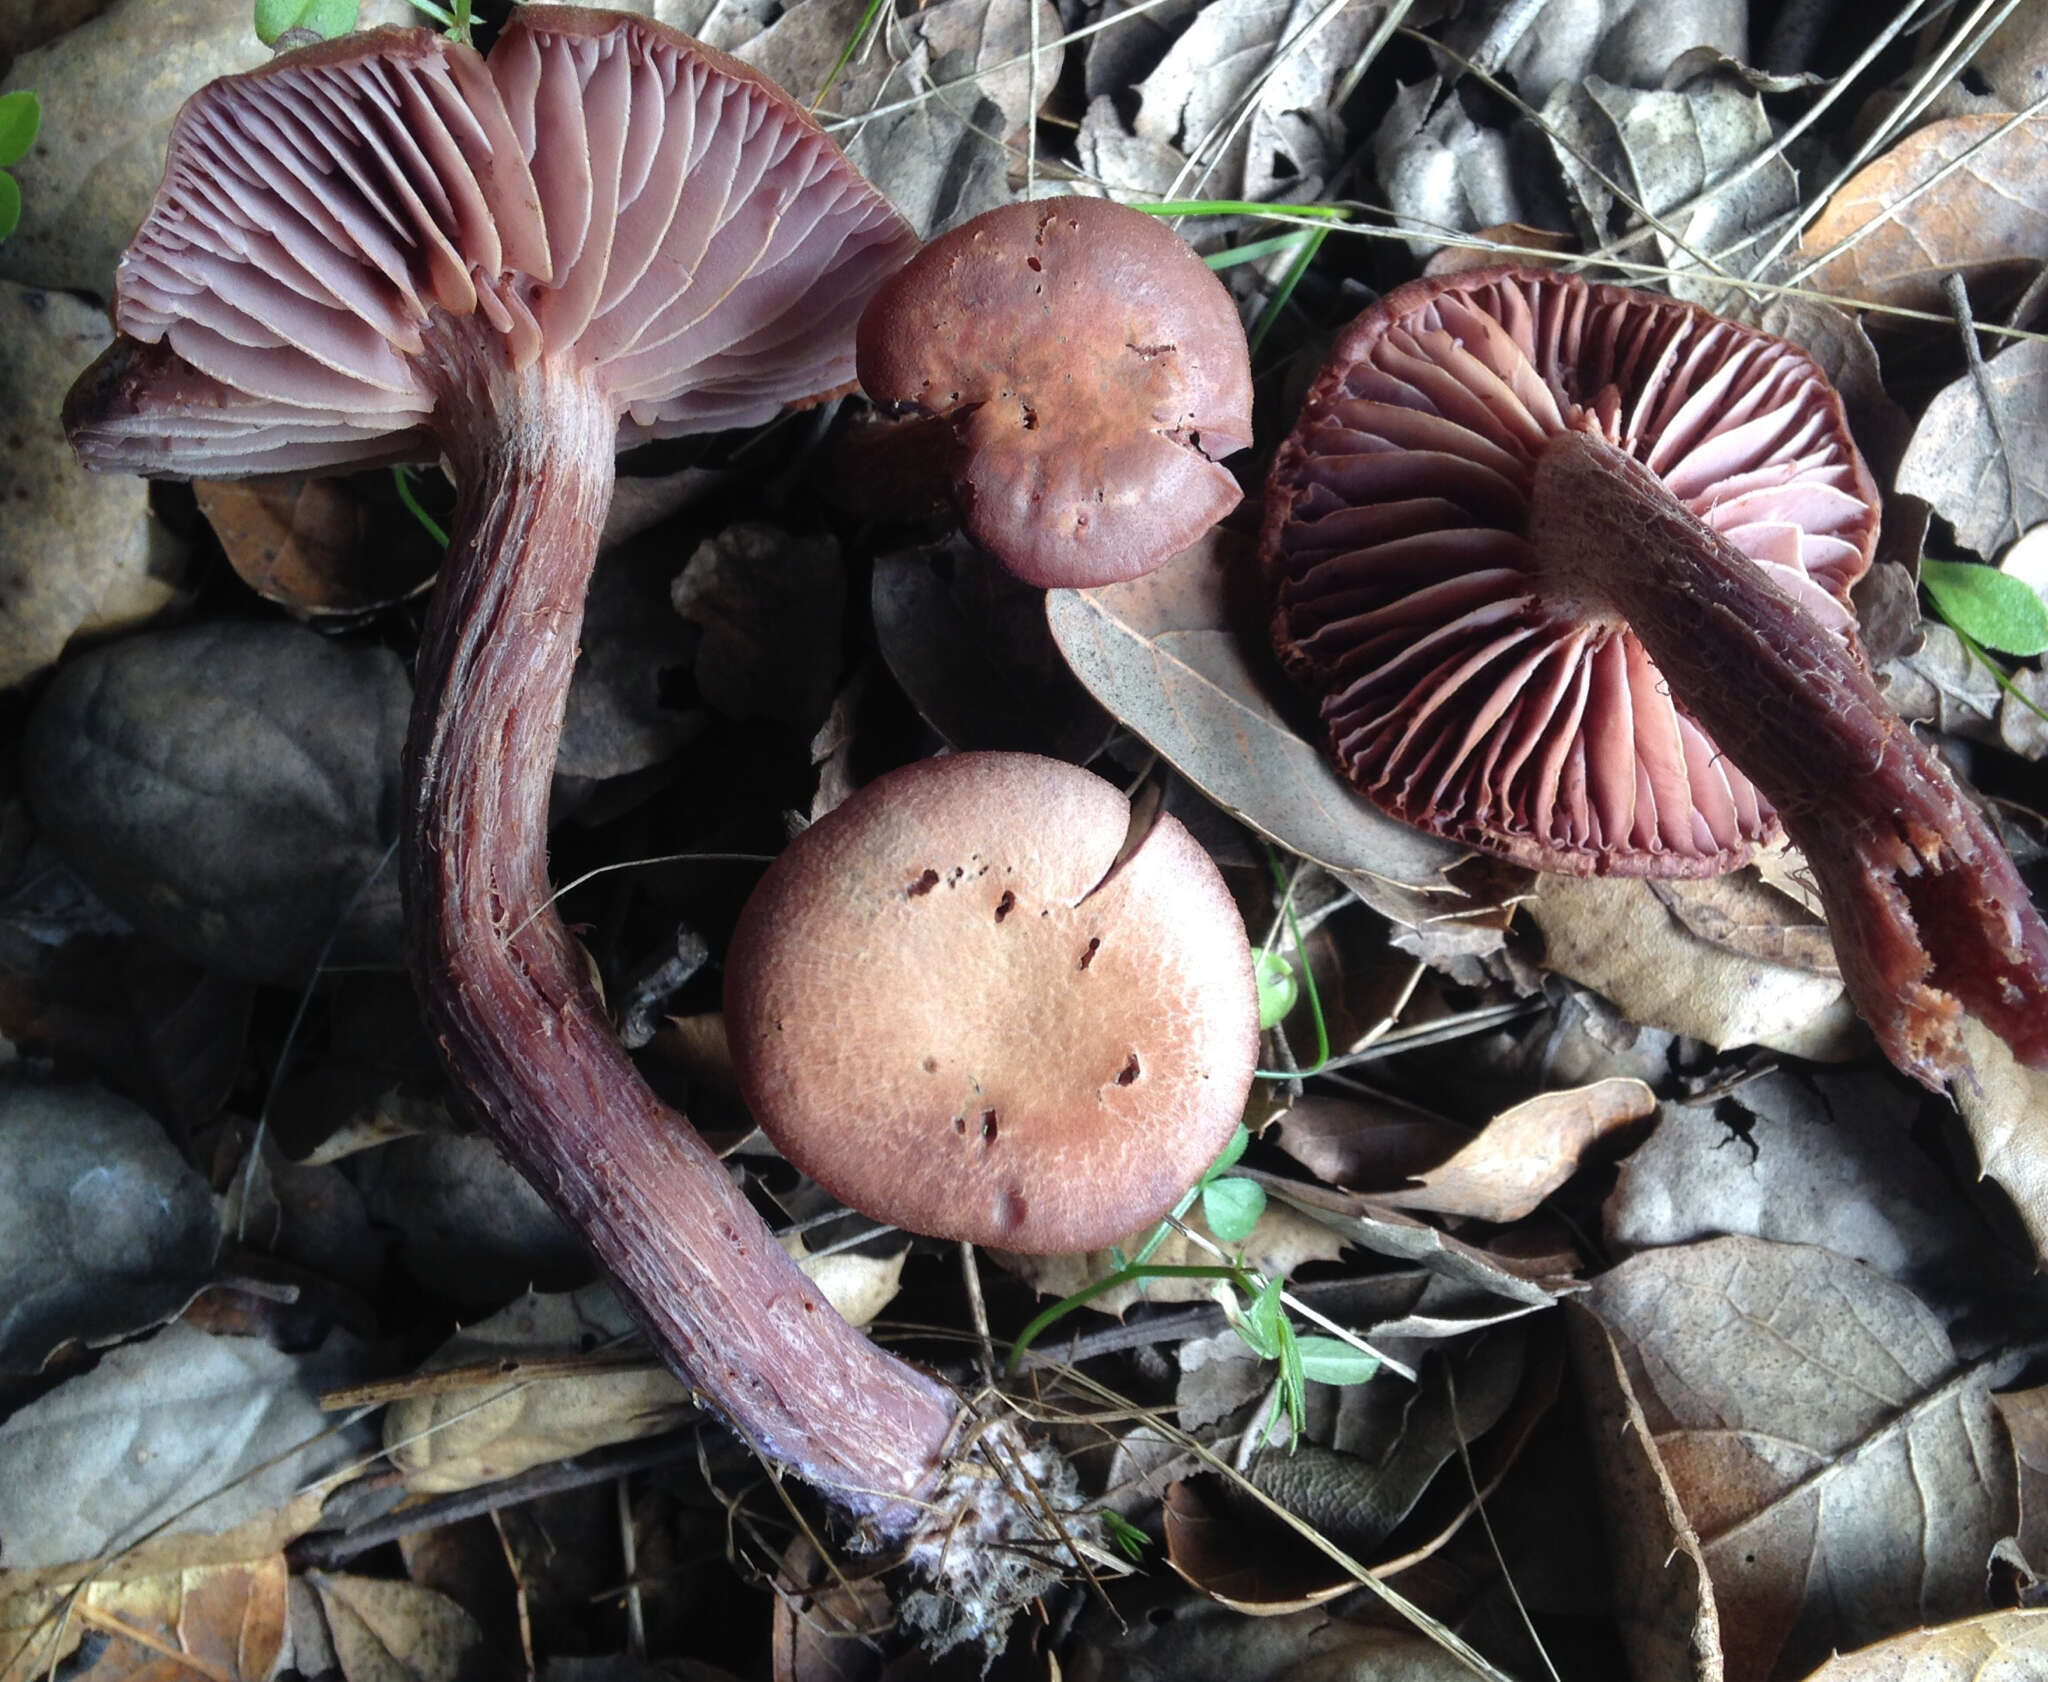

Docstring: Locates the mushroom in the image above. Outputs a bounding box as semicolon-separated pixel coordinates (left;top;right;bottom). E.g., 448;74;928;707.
725;751;1259;1254
1262;266;2048;1088
63;10;1052;1586
856;196;1254;588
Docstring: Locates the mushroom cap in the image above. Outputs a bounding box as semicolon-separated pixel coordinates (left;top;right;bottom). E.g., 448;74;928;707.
1262;267;1881;878
724;752;1259;1253
856;197;1253;590
66;9;919;475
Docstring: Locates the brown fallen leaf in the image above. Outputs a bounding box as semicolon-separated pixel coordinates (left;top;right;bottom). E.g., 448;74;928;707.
1527;873;1865;1062
1583;1235;2021;1682
1268;1093;1473;1192
1385;1078;1657;1224
1796;113;2048;314
1423;224;1576;276
194;477;438;619
1045;532;1465;893
1564;1302;1722;1682
304;1574;484;1682
1799;1611;2048;1679
1896;338;2048;558
1992;1386;2048;1586
1951;1015;2048;1266
1645;870;1841;977
1;1557;288;1682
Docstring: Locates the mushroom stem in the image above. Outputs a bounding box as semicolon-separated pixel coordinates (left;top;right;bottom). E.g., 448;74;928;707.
1531;429;2048;1087
403;346;958;1527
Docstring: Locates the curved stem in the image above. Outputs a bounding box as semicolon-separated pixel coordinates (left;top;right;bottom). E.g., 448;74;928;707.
1532;431;2048;1088
404;348;958;1528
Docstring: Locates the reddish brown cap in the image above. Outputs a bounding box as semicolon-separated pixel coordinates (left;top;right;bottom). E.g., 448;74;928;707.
1261;267;1880;877
856;197;1253;590
66;11;918;474
724;752;1258;1253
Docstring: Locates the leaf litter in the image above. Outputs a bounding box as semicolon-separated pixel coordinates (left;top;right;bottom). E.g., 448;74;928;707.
5;0;2048;1677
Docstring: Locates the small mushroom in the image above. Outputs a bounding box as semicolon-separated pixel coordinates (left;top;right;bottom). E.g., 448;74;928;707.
1263;267;2048;1087
857;197;1253;589
725;752;1259;1254
62;13;1004;1547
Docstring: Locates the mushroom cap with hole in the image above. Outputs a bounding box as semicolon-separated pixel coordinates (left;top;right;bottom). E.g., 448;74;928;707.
855;197;1254;590
64;9;920;475
1261;267;1881;878
724;752;1259;1253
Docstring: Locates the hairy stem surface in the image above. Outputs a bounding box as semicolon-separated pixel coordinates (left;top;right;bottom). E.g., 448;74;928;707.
1532;429;2048;1087
403;344;958;1527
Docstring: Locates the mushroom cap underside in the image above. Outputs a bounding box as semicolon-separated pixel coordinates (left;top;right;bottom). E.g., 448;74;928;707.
724;751;1259;1253
1262;266;1881;878
857;197;1254;590
66;9;919;476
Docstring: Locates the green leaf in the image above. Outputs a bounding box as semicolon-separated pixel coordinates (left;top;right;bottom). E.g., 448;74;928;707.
253;0;359;43
0;92;39;170
0;172;19;244
1294;1337;1380;1386
1922;557;2048;657
1202;1123;1251;1185
1255;950;1298;1029
1233;1277;1287;1362
1202;1176;1266;1244
1102;1512;1150;1560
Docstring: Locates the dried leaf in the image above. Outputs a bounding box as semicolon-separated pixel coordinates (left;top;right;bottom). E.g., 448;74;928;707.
1605;1070;1986;1289
672;523;843;729
0;282;183;689
559;539;704;784
1489;0;1748;105
1799;1611;2048;1679
1373;80;1527;258
0;1322;370;1570
1527;873;1865;1061
1951;1014;2048;1265
1896;340;2048;559
1881;622;2005;741
386;1286;690;1496
1046;533;1463;891
1;1556;288;1682
1565;1302;1721;1682
780;1234;906;1329
193;477;437;620
1541;71;1796;305
0;1078;217;1375
1644;869;1840;977
1584;1236;2019;1682
1387;1078;1656;1223
873;538;1115;760
1268;1092;1472;1190
305;1574;485;1682
22;622;408;986
1993;1386;2048;1586
1797;114;2048;314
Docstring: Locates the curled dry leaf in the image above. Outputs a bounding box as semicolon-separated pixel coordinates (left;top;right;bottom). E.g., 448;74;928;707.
1951;1015;2048;1265
1269;1092;1474;1191
1799;1611;2048;1679
1992;1386;2048;1585
0;282;182;690
1046;532;1465;892
304;1573;486;1682
1384;1077;1657;1224
1897;339;2048;559
1581;1235;2020;1682
385;1286;693;1496
1644;866;1841;976
1527;873;1866;1062
1797;113;2048;314
1374;79;1527;258
193;476;439;619
0;1077;218;1376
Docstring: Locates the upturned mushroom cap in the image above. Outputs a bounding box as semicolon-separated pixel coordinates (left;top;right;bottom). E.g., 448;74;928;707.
66;8;919;474
724;752;1259;1253
856;197;1254;590
1262;267;1881;878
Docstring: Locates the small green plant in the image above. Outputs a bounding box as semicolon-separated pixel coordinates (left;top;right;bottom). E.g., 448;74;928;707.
1102;1510;1150;1560
1921;556;2048;729
0;91;41;245
392;464;451;549
403;0;476;43
253;0;359;43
